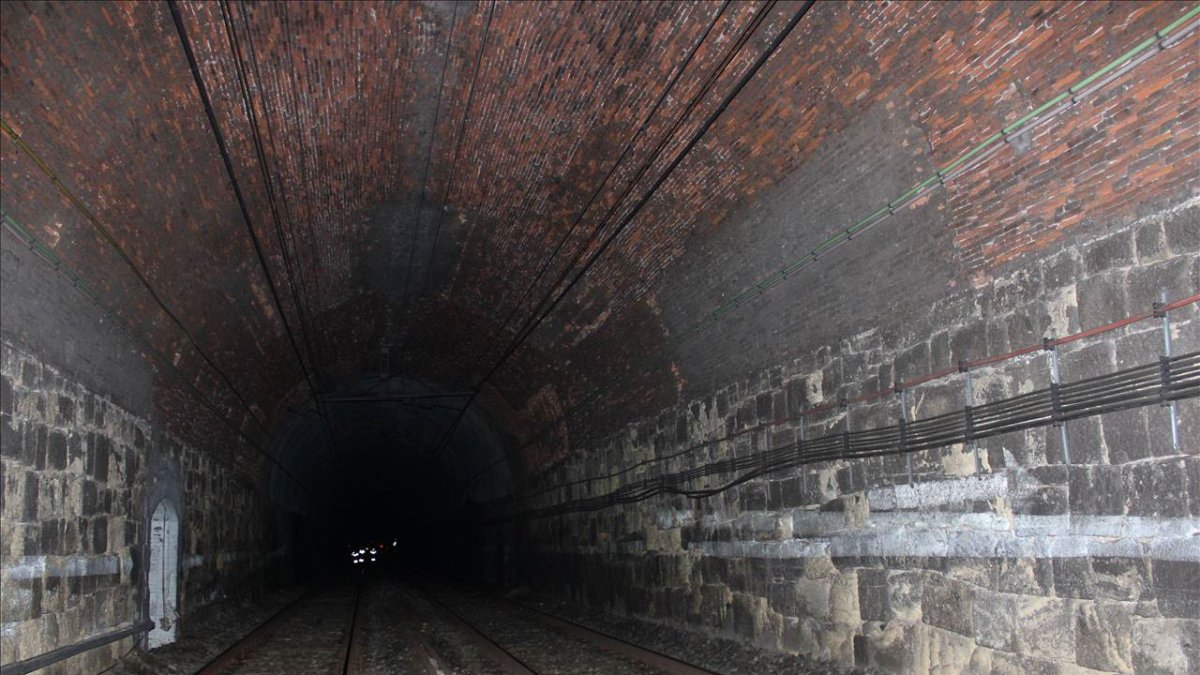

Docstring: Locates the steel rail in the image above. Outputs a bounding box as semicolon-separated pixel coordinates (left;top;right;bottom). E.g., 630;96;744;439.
196;590;314;675
499;599;719;675
408;583;536;674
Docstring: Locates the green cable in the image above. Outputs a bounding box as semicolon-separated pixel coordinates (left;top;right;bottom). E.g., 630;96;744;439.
1069;36;1158;95
1159;3;1200;36
677;4;1199;342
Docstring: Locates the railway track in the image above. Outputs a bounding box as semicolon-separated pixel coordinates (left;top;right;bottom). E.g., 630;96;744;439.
194;577;715;674
196;583;368;675
409;582;716;675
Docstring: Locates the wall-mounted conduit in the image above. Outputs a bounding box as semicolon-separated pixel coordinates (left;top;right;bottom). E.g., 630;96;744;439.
497;294;1199;521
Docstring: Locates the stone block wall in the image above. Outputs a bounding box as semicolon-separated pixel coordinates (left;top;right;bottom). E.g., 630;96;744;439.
1;343;148;672
0;344;279;673
166;434;278;612
510;199;1200;674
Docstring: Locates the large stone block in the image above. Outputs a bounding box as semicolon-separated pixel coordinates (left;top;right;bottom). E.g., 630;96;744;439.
946;557;996;591
1064;416;1105;465
793;576;832;622
1083;230;1135;275
829;571;860;626
921;573;974;637
1131;618;1200;675
1076;270;1129;329
1068;465;1125;517
1124;459;1190;519
923;624;978;674
767;579;797;617
860;620;923;674
1151;559;1200;620
1134;219;1168;262
1075;600;1134;672
1090;557;1151;602
858;568;890;622
731;593;768;641
1162;205;1200;256
1013;595;1075;662
1053;557;1094;600
780;614;822;656
995;557;1055;596
1101;407;1150;465
972;588;1017;651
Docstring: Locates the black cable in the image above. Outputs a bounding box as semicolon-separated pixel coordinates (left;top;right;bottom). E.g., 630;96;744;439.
226;1;330;382
218;0;342;460
451;2;750;481
497;351;1199;521
167;1;323;408
429;1;809;463
461;1;732;383
0;126;271;438
472;1;691;324
0;219;320;502
408;0;499;346
468;0;777;385
274;2;337;354
400;2;461;349
483;0;806;391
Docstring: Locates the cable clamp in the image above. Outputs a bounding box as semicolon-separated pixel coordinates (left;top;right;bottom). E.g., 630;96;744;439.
1152;301;1167;319
958;359;970;373
1158;356;1173;405
1049;382;1063;425
1042;337;1057;351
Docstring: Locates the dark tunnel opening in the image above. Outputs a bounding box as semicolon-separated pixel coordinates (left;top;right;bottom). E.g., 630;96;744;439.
267;375;513;586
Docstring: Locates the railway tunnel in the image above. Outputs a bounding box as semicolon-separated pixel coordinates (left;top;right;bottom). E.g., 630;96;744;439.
1;1;1198;673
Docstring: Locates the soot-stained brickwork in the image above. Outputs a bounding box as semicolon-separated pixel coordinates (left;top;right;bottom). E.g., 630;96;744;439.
505;200;1200;674
2;3;1196;482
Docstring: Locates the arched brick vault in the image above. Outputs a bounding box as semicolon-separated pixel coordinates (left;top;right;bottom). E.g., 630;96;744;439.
1;0;1196;509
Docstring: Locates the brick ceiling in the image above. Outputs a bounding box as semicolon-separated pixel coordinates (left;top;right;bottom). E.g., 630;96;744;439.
2;1;1194;491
